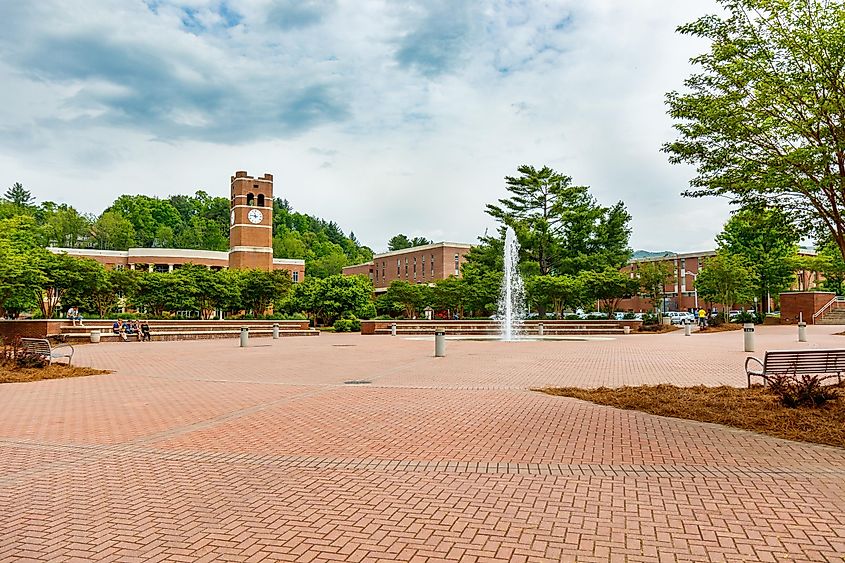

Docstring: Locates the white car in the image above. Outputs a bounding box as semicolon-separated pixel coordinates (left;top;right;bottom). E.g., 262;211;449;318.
666;311;696;325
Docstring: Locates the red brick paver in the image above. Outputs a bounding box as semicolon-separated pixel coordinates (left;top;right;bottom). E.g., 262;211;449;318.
1;326;844;562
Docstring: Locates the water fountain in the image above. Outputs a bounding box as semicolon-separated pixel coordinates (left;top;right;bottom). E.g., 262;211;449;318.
497;226;526;341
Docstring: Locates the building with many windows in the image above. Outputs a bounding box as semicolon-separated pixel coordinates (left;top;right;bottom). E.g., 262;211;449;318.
342;242;472;291
48;171;305;282
616;249;819;313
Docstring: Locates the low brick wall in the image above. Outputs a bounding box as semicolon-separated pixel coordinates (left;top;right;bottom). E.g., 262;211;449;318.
0;320;67;342
360;319;642;335
780;292;835;324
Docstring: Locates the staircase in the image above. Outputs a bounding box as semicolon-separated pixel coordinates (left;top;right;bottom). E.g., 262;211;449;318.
814;297;845;324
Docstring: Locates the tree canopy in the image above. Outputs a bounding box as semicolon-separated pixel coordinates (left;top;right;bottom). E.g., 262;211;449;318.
483;165;632;277
665;0;845;258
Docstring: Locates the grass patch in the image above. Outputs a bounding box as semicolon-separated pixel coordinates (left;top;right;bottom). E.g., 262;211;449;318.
540;384;845;448
698;323;743;333
0;364;107;384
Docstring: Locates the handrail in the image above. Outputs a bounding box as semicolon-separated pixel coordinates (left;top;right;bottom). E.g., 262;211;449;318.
812;295;845;320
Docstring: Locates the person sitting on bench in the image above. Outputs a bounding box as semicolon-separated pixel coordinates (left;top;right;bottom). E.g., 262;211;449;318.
112;321;127;342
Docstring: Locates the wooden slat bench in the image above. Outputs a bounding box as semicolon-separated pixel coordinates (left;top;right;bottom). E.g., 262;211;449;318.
20;338;74;365
745;348;845;388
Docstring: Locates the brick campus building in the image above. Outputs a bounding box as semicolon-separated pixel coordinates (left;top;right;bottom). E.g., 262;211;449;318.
49;171;305;280
616;250;820;313
342;242;473;291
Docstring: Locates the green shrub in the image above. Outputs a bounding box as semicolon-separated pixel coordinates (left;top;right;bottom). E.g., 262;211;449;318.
333;319;353;332
623;312;636;320
642;312;659;326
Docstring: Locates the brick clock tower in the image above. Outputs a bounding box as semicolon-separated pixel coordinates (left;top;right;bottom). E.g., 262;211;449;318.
228;171;274;271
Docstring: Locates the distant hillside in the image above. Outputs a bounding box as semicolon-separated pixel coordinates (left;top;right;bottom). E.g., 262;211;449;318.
631;250;676;259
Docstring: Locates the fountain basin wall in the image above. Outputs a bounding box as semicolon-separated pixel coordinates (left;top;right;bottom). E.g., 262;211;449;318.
360;319;641;336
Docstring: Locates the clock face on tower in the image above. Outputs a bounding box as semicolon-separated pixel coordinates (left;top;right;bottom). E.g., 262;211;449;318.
247;209;264;224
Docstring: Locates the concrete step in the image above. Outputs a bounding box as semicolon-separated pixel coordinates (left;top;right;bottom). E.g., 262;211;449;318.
63;329;319;342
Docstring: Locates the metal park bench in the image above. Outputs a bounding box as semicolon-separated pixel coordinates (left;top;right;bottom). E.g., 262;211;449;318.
19;338;74;366
745;348;845;388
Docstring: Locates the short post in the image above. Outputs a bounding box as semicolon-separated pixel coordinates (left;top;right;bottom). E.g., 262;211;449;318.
240;326;249;348
798;321;807;342
90;330;101;344
538;323;544;336
743;322;755;352
391;323;397;337
434;329;446;357
272;323;280;339
684;320;691;337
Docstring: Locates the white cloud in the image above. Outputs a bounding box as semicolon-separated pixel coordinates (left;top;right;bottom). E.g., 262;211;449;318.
0;0;728;253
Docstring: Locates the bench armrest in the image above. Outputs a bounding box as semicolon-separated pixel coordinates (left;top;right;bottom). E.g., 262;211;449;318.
745;356;764;388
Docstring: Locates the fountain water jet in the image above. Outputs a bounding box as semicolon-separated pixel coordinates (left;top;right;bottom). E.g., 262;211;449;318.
497;226;526;341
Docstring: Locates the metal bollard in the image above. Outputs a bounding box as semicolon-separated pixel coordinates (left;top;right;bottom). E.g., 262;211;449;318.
743;323;755;352
684;321;691;337
240;326;249;348
391;323;397;337
538;323;544;336
435;329;446;357
798;321;807;342
272;323;279;339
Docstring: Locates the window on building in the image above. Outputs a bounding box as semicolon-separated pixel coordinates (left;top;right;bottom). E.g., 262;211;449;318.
293;271;299;283
405;258;408;276
257;194;265;207
154;264;169;273
247;193;255;206
431;254;435;275
455;254;460;275
115;264;125;271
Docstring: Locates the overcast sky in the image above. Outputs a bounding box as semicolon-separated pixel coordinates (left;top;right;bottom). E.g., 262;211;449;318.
0;0;730;254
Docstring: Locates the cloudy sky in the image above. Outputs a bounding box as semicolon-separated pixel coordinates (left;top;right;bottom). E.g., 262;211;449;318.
0;0;730;253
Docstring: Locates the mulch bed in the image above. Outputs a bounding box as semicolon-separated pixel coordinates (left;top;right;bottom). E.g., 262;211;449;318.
540;384;845;449
697;323;743;333
0;364;107;384
635;325;680;334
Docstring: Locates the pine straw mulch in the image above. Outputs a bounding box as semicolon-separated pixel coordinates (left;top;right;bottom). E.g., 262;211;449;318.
697;323;743;333
540;384;845;449
0;364;108;384
634;325;680;334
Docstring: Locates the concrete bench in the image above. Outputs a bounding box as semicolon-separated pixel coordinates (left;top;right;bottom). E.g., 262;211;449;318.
20;338;74;365
745;348;845;388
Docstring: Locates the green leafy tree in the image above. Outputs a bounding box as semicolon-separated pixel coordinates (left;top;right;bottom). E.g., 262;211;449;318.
696;252;756;321
0;240;43;318
430;276;468;318
812;241;845;295
289;275;374;325
38;253;102;318
172;265;241;319
41;203;92;248
4;182;34;207
484;165;632;277
131;272;183;316
92;211;136;250
579;268;640;316
716;208;798;312
387;234;431;251
381;281;430;319
664;0;845;259
526;275;583;318
637;261;676;317
237;269;293;316
461;262;502;317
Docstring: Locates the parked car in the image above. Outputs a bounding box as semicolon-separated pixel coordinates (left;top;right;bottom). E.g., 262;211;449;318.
666;311;695;325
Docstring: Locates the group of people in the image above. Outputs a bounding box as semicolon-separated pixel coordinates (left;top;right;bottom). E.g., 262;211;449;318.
112;319;151;342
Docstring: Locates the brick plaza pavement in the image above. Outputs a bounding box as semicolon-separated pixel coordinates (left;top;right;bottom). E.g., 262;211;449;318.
1;326;844;562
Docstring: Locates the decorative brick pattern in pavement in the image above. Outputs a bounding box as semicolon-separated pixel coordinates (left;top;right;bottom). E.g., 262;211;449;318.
1;326;844;561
